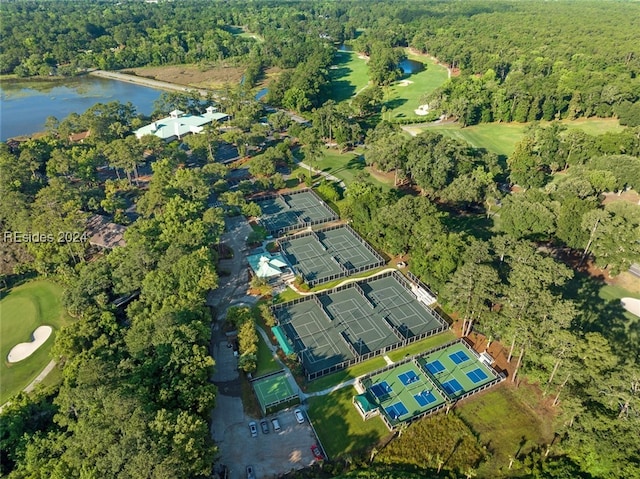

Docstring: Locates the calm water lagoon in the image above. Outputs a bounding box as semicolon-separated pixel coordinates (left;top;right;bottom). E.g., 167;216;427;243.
0;76;162;140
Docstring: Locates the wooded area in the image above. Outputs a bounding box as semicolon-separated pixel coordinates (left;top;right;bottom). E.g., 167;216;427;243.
1;1;639;478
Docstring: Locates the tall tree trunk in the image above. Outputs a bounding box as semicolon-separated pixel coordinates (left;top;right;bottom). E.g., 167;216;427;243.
508;336;516;362
547;357;562;387
580;217;600;266
553;374;570;406
512;345;525;383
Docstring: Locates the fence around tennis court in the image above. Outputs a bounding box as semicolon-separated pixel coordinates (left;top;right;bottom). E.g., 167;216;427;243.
255;189;338;236
357;338;507;430
280;224;386;287
272;270;449;381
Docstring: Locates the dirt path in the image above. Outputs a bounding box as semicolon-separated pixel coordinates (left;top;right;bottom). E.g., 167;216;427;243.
90;70;213;97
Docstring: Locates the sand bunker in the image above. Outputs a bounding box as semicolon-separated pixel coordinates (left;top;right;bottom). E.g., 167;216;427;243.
7;326;53;363
621;297;640;317
414;104;430;116
396;80;414;87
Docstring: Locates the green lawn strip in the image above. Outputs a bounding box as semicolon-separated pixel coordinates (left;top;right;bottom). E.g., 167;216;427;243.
0;280;70;403
304;357;387;394
455;385;553;476
308;267;390;293
255;333;282;377
275;287;302;303
307;386;390;458
329;49;370;103
599;284;640;301
386;330;456;362
386;52;449;120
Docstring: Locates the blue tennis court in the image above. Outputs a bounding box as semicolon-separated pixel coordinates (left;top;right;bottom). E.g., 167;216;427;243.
413;390;437;407
442;378;463;395
449;351;470;365
426;360;446;374
385;401;409;420
370;381;392;398
398;370;419;386
466;368;488;383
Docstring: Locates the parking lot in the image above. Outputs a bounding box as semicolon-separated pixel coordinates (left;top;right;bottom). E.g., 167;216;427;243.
211;335;320;479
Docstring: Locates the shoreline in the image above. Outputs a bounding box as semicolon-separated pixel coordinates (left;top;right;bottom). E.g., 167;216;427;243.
89;70;215;97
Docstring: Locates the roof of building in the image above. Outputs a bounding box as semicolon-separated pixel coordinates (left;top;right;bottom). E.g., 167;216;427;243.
69;130;91;142
247;252;289;278
134;106;228;141
86;214;126;249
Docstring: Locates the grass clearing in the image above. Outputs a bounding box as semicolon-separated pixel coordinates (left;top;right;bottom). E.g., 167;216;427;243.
319;148;393;190
329;49;370;103
255;333;282;377
386;330;457;362
456;385;554;476
304;357;387;394
307;386;390;458
0;280;70;403
122;63;245;89
407;118;624;158
385;51;449;120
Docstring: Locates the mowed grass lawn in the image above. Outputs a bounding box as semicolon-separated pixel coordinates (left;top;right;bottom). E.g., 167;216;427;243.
408;117;624;158
307;386;391;458
0;280;70;403
255;333;282;377
386;51;449;120
456;385;555;476
319;148;393;190
329;49;370;103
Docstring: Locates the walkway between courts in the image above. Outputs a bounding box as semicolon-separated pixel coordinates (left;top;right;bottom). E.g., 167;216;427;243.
286;267;398;296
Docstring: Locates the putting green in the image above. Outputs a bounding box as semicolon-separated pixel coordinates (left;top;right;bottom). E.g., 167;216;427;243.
0;280;69;403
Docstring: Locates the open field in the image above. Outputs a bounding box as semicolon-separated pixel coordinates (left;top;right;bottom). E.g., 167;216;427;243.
320;148;394;190
405;118;624;157
329;48;370;103
307;386;390;458
386;51;449;120
122;63;246;90
456;385;555;476
0;280;70;403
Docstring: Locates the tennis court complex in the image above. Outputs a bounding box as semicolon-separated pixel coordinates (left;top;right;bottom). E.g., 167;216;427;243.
356;339;504;429
359;361;447;427
272;271;448;380
252;371;299;414
416;341;498;400
281;225;385;286
256;189;337;236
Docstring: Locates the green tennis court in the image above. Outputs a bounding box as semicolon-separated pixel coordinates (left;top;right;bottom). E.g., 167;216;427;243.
361;361;447;426
252;372;298;414
416;341;497;400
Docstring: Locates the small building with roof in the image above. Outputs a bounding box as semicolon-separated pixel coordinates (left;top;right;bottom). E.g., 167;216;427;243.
134;106;228;142
247;251;290;280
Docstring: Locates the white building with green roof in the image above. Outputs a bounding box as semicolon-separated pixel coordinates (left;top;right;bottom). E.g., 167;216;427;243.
134;106;228;142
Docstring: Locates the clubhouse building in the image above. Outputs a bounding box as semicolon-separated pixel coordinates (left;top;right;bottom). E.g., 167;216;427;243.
134;106;228;142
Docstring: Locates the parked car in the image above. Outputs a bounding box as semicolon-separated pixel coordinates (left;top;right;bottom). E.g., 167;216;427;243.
294;408;305;424
246;465;256;479
248;421;258;438
311;444;324;460
260;420;269;434
271;417;281;432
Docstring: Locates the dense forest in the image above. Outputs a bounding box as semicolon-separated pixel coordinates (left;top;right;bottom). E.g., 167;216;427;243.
1;1;640;478
2;0;640;124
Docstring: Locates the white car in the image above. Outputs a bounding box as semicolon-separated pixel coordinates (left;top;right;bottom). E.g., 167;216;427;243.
294;408;305;424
